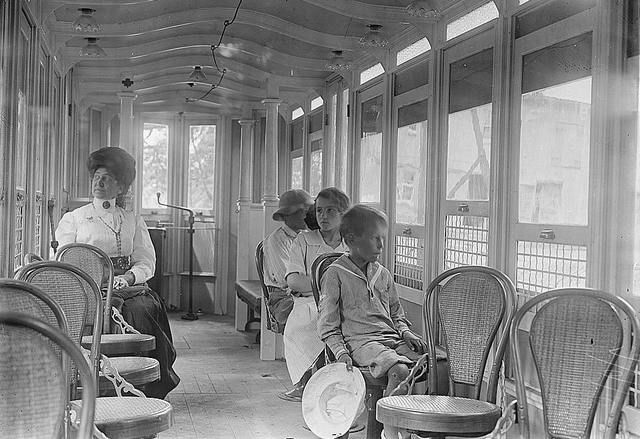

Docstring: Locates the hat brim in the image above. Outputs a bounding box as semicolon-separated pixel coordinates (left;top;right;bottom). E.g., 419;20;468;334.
272;203;311;221
302;363;366;439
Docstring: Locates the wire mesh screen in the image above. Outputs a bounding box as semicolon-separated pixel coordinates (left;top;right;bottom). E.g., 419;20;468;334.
515;240;587;298
632;365;640;408
34;192;42;255
444;214;489;270
393;234;424;290
14;191;25;269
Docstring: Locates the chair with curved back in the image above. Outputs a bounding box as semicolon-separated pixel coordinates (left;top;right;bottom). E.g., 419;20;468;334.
256;240;285;334
15;261;174;439
16;260;102;385
310;252;448;439
0;279;96;439
24;252;44;264
376;265;516;439
509;288;640;439
56;243;156;356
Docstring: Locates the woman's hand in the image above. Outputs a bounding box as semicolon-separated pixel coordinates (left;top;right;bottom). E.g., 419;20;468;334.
337;352;353;371
113;275;130;290
402;330;427;354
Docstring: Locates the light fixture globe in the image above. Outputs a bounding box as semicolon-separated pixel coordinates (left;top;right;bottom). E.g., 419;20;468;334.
72;8;100;33
406;0;441;19
80;37;106;57
325;50;352;71
188;65;208;83
359;24;388;48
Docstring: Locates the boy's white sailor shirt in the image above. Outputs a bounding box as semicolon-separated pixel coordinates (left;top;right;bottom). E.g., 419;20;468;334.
317;254;411;359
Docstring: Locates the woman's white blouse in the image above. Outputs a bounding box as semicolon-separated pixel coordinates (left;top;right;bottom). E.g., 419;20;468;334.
56;199;156;284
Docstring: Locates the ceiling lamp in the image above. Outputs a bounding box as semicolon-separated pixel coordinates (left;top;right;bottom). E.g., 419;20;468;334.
325;50;352;71
359;24;388;48
187;66;208;87
79;38;106;57
72;8;100;33
405;0;441;19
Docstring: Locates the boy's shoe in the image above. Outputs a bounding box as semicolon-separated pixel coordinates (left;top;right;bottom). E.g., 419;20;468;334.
278;385;303;402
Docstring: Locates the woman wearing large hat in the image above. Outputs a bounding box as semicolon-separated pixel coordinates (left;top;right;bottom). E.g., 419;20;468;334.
56;146;179;398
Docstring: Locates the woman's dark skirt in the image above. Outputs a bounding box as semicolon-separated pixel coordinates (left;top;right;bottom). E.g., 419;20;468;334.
111;287;180;398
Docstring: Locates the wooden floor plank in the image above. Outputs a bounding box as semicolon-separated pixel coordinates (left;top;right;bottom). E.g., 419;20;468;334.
162;313;367;439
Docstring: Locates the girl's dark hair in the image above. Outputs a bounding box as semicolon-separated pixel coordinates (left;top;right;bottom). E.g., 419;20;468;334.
315;187;350;212
304;205;320;230
340;204;388;238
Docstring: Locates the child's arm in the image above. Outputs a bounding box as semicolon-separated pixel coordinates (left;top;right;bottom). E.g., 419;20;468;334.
317;267;350;362
284;234;313;294
388;278;427;353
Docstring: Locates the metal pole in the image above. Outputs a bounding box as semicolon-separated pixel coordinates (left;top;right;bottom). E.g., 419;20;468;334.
182;213;198;320
156;193;198;321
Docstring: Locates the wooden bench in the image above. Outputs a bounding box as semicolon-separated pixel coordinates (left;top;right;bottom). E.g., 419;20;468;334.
235;280;262;339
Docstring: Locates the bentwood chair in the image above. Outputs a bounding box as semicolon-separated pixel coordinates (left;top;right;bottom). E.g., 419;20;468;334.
56;243;156;356
16;261;101;385
0;279;96;439
16;262;174;438
376;265;516;439
255;240;283;334
507;288;640;439
311;253;448;439
17;260;160;395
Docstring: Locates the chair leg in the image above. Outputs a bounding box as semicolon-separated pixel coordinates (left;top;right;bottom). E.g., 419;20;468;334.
366;383;384;439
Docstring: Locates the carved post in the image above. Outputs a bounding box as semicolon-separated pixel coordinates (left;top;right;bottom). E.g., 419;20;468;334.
261;98;283;360
235;119;255;331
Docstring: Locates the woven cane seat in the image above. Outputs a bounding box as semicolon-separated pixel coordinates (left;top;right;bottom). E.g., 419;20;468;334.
99;356;160;393
377;395;500;434
72;396;173;439
83;332;156;355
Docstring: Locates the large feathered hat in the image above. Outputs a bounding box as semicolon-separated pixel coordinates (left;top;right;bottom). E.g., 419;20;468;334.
86;147;136;194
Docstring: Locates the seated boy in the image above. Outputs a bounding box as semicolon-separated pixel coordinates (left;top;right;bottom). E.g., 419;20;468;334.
317;204;427;395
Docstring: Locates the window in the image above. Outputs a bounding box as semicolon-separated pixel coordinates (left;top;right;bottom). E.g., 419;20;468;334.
442;44;494;271
310;96;323;111
309;139;323;196
292;107;304;120
518;34;592;226
326;93;337;186
337;88;350;191
142;123;169;209
446;49;493;202
290;118;304;189
188;125;216;212
360;63;385;85
396;38;431;66
446;2;499;41
512;30;593;298
291;157;303;189
359;94;383;203
396;100;428;225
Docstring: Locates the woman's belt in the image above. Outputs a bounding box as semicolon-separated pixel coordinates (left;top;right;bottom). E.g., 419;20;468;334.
111;256;132;273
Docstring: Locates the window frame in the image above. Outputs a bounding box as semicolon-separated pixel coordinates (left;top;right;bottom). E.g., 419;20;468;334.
506;9;597;296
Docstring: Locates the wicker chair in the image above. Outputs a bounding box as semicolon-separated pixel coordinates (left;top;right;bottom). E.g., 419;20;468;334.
376;265;516;439
16;261;101;384
509;288;640;439
56;243;156;356
0;280;96;439
15;262;174;439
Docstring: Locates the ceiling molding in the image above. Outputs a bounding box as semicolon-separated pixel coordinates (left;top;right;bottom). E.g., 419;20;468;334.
48;8;363;49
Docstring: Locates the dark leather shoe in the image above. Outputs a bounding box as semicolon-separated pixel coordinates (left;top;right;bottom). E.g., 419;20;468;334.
278;385;303;402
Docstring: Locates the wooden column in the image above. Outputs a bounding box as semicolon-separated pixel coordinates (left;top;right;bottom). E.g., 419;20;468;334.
260;98;284;360
117;91;136;211
117;91;136;153
235;119;255;331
